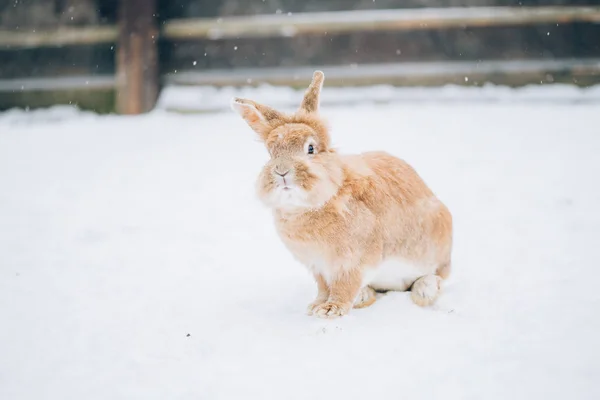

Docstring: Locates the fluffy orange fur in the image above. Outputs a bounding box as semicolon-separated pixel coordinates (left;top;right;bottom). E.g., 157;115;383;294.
231;71;452;318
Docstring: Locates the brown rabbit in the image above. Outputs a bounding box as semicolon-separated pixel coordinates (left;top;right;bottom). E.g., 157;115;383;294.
231;71;452;318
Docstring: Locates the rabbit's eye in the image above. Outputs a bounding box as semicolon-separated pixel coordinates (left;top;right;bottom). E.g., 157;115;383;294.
308;144;315;155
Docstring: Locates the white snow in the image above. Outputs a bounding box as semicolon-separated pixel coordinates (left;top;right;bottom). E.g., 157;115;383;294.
157;83;600;112
1;85;600;400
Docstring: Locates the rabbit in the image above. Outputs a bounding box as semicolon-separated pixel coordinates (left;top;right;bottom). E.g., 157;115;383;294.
231;71;452;318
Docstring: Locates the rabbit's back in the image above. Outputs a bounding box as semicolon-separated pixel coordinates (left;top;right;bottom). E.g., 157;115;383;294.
343;151;452;270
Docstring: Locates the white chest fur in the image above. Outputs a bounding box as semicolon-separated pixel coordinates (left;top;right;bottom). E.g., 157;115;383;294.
306;256;337;284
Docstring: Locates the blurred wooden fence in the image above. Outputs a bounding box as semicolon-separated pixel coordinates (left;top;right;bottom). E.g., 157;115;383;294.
1;3;599;114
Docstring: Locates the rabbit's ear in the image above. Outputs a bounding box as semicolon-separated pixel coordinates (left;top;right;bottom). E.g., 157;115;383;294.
299;70;324;113
231;98;284;140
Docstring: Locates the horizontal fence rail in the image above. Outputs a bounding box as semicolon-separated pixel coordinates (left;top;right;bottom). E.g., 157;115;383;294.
2;58;598;93
0;6;600;48
0;26;117;49
163;6;600;40
165;59;600;87
0;76;115;92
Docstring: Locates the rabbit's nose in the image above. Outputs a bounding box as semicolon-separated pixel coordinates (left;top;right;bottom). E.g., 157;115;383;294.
275;169;290;177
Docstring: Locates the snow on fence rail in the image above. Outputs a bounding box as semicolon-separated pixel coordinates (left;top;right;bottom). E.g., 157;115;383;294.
1;5;600;114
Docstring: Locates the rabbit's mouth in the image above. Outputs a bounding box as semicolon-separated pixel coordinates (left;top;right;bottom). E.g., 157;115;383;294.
279;183;294;192
275;173;294;190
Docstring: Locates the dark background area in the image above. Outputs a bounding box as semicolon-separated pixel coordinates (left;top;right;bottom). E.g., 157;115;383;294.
1;0;599;80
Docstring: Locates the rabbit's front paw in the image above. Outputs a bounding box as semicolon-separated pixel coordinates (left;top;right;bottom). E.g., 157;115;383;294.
313;302;349;318
306;300;327;315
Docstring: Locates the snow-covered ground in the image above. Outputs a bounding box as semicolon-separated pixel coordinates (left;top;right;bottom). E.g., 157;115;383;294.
1;86;600;400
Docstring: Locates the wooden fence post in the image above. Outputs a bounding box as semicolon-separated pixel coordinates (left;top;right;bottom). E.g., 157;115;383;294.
116;0;158;115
